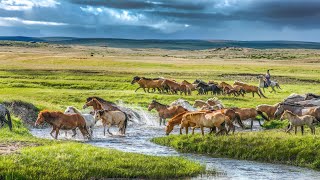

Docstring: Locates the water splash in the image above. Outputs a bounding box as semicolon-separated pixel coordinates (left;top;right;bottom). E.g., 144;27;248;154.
170;98;196;111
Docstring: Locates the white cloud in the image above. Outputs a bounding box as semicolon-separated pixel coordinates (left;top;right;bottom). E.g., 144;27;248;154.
0;17;67;26
0;0;59;11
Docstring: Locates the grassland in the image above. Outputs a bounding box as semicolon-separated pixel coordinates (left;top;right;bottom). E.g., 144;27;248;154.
0;41;320;177
0;117;205;179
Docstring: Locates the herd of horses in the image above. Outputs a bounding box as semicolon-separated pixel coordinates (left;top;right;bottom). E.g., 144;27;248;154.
131;76;276;98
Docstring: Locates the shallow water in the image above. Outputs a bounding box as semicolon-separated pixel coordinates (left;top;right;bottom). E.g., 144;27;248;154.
31;121;320;180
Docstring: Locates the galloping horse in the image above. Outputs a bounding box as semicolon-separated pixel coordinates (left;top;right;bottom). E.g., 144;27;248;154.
231;107;269;130
257;75;281;93
131;76;164;93
256;103;279;120
161;79;181;94
94;110;128;136
280;110;317;135
148;100;187;125
0;104;12;131
84;97;140;121
35;110;91;140
181;80;197;91
234;81;267;98
64;106;96;135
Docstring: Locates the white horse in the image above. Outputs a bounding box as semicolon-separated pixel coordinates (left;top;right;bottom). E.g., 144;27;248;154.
64;106;96;136
257;75;281;93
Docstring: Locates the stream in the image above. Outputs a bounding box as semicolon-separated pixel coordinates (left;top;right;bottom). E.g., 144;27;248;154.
31;122;320;179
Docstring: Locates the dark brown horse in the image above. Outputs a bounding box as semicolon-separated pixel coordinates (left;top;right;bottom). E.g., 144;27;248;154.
230;107;269;130
84;97;141;120
35;110;91;140
148;100;187;126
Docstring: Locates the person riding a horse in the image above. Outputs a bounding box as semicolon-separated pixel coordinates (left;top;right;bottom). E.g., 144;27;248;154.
264;70;271;87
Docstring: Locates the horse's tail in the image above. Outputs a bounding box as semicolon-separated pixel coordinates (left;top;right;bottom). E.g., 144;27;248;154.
5;108;12;131
123;112;128;134
257;110;269;121
258;88;267;98
235;112;245;129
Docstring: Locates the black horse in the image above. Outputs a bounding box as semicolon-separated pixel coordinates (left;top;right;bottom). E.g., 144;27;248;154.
0;104;12;131
195;81;221;95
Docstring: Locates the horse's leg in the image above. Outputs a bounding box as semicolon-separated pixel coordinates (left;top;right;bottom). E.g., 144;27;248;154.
252;92;254;97
107;124;113;136
180;125;183;135
301;126;304;135
263;87;265;93
200;126;204;136
257;118;262;127
55;128;60;140
286;124;293;134
135;87;141;92
72;129;77;137
192;127;196;135
103;124;106;136
185;126;188;135
250;119;253;131
50;127;56;139
159;118;162;126
294;126;297;135
143;88;146;93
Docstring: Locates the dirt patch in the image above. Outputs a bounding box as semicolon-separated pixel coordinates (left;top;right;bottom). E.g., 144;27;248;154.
218;73;320;84
3;101;39;127
0;142;39;155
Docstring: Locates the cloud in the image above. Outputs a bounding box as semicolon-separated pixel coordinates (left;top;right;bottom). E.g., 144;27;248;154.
0;0;60;11
0;17;68;26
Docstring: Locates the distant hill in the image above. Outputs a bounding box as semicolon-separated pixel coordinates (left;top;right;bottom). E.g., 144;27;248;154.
1;36;320;50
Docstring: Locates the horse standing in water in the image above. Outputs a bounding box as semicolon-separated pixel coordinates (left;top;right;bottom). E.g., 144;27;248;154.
148;100;187;126
0;104;12;131
64;106;96;136
257;75;281;93
35;110;91;140
94;110;128;136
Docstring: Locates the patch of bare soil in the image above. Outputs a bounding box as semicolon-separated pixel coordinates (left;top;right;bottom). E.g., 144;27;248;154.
0;142;39;155
3;101;39;127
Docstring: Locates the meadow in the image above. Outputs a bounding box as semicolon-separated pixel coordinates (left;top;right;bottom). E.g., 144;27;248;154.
0;41;320;178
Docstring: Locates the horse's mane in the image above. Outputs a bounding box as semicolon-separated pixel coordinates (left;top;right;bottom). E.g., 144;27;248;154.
39;110;63;118
87;96;115;105
284;110;297;117
141;77;162;80
152;100;169;107
68;106;82;114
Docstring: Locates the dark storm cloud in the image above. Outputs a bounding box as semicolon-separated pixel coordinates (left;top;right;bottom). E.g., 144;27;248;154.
2;0;320;40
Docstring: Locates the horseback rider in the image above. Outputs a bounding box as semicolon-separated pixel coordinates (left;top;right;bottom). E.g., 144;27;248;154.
264;70;271;87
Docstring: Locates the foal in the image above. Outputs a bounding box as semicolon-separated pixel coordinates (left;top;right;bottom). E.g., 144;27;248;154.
280;110;318;135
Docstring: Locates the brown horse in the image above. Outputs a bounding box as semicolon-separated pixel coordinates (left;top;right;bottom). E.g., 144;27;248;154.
35;110;91;140
148;100;187;125
215;109;245;129
83;98;104;111
231;107;269;130
233;81;267;98
180;111;228;136
178;84;191;95
161;79;181;94
165;111;188;135
181;80;197;91
219;82;233;94
256;103;279;120
131;76;164;93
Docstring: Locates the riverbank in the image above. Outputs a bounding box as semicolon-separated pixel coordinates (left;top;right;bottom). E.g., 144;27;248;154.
0;118;205;179
152;130;320;170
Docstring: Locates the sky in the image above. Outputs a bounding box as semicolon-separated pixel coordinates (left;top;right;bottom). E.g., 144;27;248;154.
0;0;320;41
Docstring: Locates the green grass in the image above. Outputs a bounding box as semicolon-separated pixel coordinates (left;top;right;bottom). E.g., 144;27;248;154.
0;119;205;179
152;131;320;170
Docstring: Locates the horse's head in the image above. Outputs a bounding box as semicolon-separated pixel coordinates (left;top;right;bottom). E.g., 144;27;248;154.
83;98;98;109
165;124;174;135
148;100;156;111
64;106;74;114
94;110;104;121
131;76;140;84
274;103;285;118
35;111;49;126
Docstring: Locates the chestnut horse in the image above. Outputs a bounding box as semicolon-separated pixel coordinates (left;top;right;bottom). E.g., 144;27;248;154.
161;79;181;94
233;81;267;98
181;80;197;91
256;103;279;120
219;82;233;94
165;111;188;135
35;110;91;140
148;100;187;126
131;76;164;93
230;107;269;130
